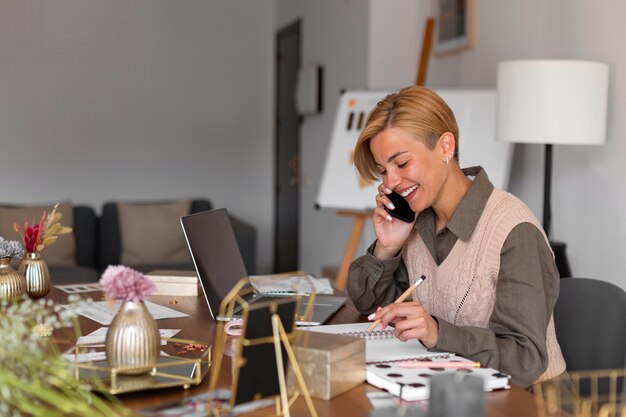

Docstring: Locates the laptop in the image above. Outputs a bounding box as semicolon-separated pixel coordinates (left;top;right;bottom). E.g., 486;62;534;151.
180;208;346;325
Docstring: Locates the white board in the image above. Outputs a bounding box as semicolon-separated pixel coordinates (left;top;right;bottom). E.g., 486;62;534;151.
316;89;512;212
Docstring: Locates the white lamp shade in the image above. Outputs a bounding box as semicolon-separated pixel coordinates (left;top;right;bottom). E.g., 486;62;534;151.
497;60;609;145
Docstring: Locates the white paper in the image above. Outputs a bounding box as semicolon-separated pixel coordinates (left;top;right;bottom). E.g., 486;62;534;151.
249;274;334;295
63;350;107;363
77;327;181;346
62;350;170;363
61;300;188;325
366;392;428;411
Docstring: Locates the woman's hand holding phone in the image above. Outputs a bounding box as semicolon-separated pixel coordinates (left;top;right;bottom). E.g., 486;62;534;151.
384;191;416;223
373;185;416;260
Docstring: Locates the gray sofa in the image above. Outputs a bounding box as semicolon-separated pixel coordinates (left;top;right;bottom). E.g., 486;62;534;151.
0;200;256;285
98;199;256;277
49;204;102;283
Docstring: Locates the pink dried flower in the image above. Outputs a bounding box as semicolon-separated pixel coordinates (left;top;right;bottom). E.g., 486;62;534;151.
99;265;156;302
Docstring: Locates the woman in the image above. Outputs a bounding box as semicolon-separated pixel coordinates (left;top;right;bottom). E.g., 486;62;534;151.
347;85;566;389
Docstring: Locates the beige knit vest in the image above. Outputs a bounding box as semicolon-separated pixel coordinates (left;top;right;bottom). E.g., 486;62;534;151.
402;189;565;383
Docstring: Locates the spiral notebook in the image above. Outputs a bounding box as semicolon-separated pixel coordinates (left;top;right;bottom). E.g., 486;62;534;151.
308;322;452;364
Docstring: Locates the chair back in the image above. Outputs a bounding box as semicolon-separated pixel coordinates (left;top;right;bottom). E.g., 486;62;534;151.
555;277;626;372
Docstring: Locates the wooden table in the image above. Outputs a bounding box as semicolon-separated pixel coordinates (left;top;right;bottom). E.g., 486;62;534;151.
52;288;538;417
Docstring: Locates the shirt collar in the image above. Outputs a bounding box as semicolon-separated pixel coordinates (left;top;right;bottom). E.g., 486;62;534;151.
416;166;494;241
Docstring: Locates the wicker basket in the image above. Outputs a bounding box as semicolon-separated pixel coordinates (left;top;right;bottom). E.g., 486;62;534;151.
534;369;626;417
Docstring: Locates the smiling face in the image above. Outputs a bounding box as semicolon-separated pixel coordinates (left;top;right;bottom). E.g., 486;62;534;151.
370;127;450;214
353;86;460;186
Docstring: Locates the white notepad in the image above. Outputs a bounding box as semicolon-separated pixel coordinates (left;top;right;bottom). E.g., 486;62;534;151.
307;322;452;363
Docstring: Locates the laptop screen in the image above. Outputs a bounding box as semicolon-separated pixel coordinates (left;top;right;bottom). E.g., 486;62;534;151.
180;208;248;319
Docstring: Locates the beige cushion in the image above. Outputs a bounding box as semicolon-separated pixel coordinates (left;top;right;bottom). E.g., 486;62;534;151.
0;202;76;267
118;200;192;266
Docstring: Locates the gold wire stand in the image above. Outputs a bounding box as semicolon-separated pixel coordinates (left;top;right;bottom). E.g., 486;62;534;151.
208;277;318;417
534;369;626;417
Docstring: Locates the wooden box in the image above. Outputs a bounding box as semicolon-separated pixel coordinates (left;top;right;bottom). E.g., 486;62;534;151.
287;330;365;400
145;270;199;296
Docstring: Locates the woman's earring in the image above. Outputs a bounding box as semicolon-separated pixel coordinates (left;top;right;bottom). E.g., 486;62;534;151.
445;155;450;164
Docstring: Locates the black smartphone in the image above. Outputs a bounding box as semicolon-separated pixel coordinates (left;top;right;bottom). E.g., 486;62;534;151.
384;191;416;223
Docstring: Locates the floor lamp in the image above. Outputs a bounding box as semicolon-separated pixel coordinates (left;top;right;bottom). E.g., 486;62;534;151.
496;59;609;277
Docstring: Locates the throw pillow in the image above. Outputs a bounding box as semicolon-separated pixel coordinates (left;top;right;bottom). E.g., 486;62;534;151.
118;199;192;266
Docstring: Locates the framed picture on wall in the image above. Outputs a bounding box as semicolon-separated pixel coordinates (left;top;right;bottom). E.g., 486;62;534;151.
435;0;475;55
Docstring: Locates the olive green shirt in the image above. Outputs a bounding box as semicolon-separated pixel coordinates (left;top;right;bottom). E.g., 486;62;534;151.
347;166;560;388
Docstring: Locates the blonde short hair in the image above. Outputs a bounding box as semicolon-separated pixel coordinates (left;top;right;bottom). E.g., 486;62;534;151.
353;86;459;182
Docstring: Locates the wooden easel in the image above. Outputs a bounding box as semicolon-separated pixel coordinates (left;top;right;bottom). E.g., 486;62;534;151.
333;18;435;291
416;18;435;87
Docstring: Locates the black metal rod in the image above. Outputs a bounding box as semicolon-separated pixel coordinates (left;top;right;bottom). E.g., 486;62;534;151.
543;144;572;277
543;143;553;239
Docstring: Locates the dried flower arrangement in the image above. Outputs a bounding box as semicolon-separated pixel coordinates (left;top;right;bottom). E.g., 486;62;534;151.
0;296;132;416
0;236;25;259
13;203;72;253
100;265;156;302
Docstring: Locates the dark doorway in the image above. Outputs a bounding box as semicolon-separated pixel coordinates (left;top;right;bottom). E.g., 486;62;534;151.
274;20;301;272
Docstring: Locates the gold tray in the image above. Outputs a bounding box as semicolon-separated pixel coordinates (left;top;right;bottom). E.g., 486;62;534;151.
69;338;211;395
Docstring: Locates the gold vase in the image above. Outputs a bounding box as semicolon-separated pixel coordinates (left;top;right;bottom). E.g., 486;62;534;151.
0;257;27;300
18;252;51;299
105;300;160;375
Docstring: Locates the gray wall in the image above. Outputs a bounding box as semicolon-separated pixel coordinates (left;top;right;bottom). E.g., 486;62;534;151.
1;1;624;290
0;1;275;272
425;0;626;290
276;0;370;277
281;0;626;291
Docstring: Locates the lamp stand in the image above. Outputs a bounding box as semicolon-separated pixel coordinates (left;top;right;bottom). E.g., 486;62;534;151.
543;144;572;278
